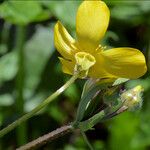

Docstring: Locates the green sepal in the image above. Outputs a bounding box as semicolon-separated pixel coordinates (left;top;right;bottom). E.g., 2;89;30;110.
78;98;124;131
83;92;102;120
73;79;113;127
112;78;129;86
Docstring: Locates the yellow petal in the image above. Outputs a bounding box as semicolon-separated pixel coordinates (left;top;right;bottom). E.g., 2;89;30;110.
59;57;75;75
76;0;110;52
88;53;116;79
54;21;77;59
100;48;147;79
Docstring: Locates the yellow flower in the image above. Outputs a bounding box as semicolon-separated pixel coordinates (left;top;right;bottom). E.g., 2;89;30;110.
54;0;147;79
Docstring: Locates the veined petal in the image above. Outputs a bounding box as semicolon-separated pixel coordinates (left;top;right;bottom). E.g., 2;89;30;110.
100;48;147;79
59;57;75;75
76;0;110;52
88;53;116;79
54;21;77;59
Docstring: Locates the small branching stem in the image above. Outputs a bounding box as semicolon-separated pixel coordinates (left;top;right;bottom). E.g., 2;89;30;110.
0;73;79;138
16;125;73;150
16;100;128;149
81;131;94;150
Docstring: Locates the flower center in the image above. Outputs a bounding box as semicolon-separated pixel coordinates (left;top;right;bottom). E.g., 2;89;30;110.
75;52;96;72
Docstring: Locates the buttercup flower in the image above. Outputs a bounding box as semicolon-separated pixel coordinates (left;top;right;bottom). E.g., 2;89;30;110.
54;0;147;79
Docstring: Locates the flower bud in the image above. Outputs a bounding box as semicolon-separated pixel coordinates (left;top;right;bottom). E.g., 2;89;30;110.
120;85;143;111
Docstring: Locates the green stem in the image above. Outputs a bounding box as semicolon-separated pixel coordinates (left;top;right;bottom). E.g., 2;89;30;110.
0;22;11;44
79;110;105;132
81;130;94;150
15;26;27;145
0;73;79;138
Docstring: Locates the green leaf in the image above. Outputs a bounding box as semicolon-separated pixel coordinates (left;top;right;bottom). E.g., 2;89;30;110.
24;25;55;98
80;79;96;101
113;78;129;86
83;94;101;119
93;141;105;150
74;82;100;124
0;44;7;55
108;112;139;150
0;1;42;25
110;4;143;25
126;77;150;92
64;145;77;150
132;114;150;149
140;2;150;13
111;5;140;19
0;51;18;84
33;10;51;22
74;79;112;125
48;105;66;123
42;0;81;28
0;94;14;106
24;92;46;112
64;82;80;103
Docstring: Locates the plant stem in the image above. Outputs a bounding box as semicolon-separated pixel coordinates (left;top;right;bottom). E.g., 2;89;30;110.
0;22;11;44
15;26;27;145
78;110;105;132
102;105;128;121
81;130;94;150
16;124;73;150
0;73;79;138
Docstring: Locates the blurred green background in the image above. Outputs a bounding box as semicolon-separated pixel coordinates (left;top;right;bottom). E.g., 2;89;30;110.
0;0;150;150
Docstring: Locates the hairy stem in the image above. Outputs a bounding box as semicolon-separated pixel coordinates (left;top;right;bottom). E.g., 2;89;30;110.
17;125;73;150
0;73;79;138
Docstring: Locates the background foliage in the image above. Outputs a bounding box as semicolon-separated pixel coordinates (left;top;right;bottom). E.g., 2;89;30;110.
0;0;150;149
